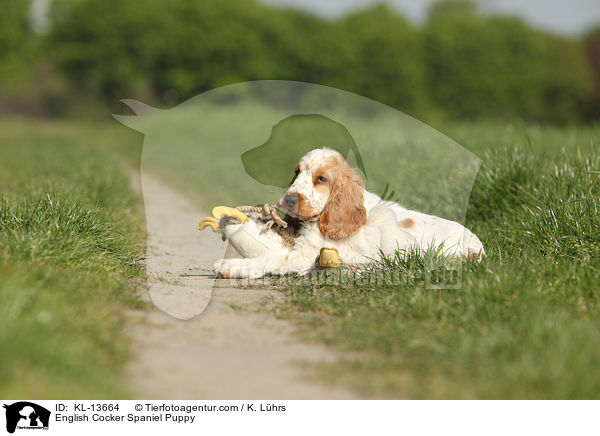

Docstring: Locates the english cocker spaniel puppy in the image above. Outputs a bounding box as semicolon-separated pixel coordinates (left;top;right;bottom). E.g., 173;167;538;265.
214;148;484;278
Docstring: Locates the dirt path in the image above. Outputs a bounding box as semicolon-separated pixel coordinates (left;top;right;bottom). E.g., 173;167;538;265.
125;171;358;399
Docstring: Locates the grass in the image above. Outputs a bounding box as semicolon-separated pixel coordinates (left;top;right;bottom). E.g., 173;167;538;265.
3;110;598;399
0;119;145;398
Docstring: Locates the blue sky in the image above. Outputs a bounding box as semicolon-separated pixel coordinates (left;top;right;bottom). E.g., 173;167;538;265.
260;0;600;36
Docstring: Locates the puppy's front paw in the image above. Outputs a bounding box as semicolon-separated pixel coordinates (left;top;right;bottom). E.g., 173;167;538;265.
213;258;265;279
214;259;240;278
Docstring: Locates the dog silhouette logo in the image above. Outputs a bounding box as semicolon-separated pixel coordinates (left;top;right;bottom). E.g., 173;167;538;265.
3;402;50;434
240;114;368;188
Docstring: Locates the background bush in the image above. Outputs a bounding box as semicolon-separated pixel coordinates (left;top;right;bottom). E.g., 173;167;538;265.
1;0;599;123
0;0;38;113
424;4;593;123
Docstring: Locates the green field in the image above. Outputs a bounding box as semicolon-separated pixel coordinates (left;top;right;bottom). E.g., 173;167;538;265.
1;116;598;399
0;119;144;398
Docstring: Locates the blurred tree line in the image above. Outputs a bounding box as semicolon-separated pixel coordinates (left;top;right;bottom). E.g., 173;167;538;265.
0;0;37;107
1;0;599;124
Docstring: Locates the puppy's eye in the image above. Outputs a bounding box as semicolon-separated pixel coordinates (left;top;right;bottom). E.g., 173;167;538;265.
316;176;327;184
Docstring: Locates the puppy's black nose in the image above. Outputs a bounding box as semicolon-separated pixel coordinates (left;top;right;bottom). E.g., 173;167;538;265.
284;194;299;209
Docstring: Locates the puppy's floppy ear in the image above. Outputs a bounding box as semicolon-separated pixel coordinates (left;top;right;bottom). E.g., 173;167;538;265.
319;166;367;240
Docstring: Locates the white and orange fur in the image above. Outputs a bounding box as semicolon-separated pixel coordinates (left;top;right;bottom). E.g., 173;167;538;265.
214;148;484;279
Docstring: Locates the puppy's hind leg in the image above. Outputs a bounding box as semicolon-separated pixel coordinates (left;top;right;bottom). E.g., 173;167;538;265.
368;205;417;256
